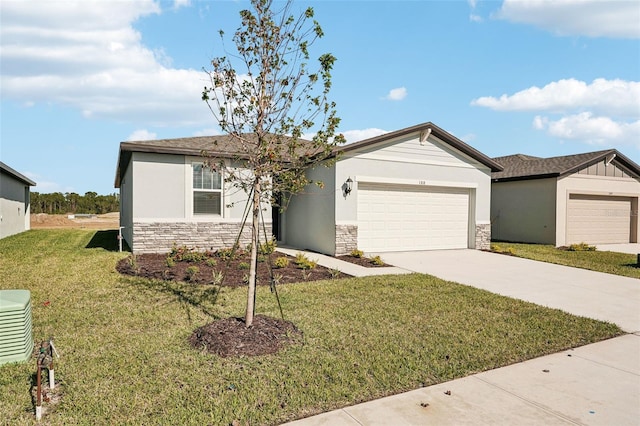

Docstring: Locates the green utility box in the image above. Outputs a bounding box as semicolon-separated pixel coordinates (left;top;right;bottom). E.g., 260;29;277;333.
0;290;33;366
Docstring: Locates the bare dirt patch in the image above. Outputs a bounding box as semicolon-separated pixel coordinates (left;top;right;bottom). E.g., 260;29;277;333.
31;212;119;230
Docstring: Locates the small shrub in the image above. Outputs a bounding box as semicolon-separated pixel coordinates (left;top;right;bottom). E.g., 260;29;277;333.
128;254;138;269
238;262;250;270
217;247;239;260
295;253;317;270
330;268;342;278
169;244;207;262
257;254;266;263
205;258;217;267
165;256;175;268
185;266;199;282
350;249;364;258
272;273;283;286
491;244;516;256
259;239;277;255
211;271;224;286
568;242;597;252
369;255;385;266
273;256;289;269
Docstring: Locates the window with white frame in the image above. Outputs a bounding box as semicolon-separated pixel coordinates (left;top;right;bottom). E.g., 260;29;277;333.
192;163;222;215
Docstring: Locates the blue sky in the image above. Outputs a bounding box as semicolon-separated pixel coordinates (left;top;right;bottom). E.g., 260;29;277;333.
1;0;639;195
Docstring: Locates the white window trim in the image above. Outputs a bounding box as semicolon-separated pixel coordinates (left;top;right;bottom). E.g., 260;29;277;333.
189;161;224;218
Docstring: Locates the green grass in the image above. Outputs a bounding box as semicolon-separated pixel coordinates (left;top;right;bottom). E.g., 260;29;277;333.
491;242;640;279
0;230;623;425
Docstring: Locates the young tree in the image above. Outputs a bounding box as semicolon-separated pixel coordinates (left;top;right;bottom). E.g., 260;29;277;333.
202;0;344;327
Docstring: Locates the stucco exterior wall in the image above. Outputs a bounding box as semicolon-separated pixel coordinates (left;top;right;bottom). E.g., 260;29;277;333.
556;173;640;246
122;152;272;253
491;178;557;244
0;172;31;239
283;164;336;254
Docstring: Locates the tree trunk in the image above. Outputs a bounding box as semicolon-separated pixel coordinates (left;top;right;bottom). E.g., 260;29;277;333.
245;177;261;327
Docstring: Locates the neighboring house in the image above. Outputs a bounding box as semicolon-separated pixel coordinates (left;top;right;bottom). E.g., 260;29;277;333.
115;122;502;255
491;150;640;246
0;162;36;239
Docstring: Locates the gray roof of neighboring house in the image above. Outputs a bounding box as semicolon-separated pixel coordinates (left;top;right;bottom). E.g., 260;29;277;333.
491;149;640;181
115;122;503;187
0;161;36;186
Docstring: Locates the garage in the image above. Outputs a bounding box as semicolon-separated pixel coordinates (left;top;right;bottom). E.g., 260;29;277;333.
357;182;470;252
567;194;632;244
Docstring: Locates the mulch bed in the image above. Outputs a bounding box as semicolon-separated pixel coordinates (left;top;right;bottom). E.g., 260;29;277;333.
189;315;303;357
336;255;390;267
116;251;347;287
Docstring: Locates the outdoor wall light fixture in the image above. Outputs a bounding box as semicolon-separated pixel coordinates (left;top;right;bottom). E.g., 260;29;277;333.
345;177;353;194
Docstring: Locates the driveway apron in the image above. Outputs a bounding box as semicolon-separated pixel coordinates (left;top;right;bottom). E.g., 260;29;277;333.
375;250;640;333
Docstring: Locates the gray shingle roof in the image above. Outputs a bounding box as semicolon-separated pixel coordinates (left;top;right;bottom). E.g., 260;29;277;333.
492;149;640;181
114;122;503;187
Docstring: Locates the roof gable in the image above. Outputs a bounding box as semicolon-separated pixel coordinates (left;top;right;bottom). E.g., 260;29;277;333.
338;122;502;172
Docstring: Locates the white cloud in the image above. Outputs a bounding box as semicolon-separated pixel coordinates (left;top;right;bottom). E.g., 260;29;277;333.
174;0;191;9
24;172;74;193
471;78;640;117
193;128;222;137
496;0;640;39
470;14;483;22
468;0;478;8
126;129;157;141
384;87;407;101
474;78;640;149
460;133;477;142
0;0;211;127
534;112;640;148
341;128;389;143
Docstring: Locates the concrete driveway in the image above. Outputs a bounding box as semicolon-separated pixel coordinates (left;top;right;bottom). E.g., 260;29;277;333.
375;249;640;333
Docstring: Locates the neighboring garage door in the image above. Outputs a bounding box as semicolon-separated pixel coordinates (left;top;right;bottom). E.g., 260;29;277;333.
357;182;469;252
567;194;632;244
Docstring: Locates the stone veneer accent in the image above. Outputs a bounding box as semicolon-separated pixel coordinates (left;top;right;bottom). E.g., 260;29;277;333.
475;223;491;250
335;224;358;256
131;221;271;254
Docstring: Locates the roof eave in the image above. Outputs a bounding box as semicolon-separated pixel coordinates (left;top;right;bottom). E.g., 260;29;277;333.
492;173;560;183
0;161;36;186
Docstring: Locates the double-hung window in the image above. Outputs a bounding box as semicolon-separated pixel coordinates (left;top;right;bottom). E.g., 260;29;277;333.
192;163;222;215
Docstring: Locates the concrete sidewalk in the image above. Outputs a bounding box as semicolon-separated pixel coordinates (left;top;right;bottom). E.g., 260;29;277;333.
275;247;412;277
284;334;640;425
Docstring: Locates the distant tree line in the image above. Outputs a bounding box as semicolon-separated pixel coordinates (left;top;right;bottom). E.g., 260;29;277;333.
31;192;119;215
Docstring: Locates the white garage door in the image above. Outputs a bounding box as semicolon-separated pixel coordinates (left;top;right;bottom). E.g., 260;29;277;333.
357;183;470;252
567;194;632;244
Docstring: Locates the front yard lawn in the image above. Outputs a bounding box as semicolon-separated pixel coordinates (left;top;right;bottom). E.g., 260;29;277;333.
491;242;640;279
0;230;623;425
